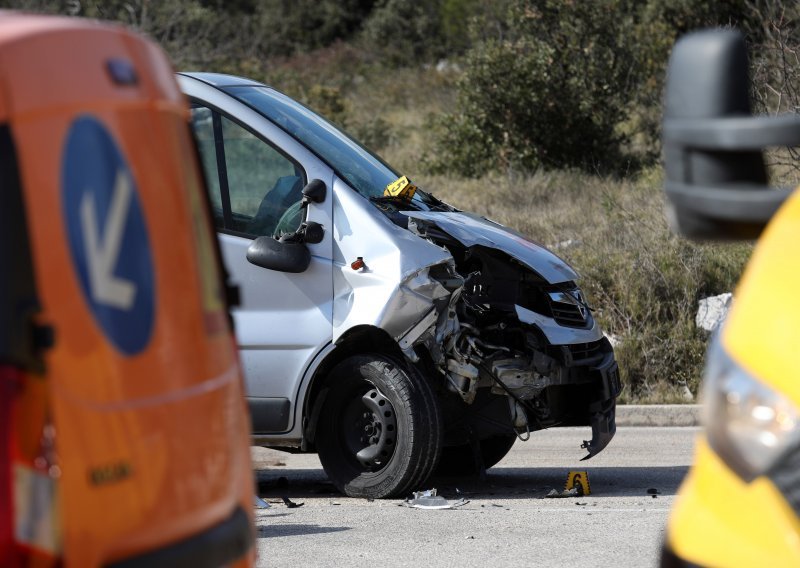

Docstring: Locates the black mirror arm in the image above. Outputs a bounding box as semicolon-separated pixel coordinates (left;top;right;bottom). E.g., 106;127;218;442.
664;115;800;150
278;221;324;245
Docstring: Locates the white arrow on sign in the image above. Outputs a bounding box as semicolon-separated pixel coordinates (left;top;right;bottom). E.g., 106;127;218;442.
79;169;137;310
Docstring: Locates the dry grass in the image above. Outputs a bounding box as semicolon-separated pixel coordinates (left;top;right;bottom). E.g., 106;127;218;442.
411;168;752;403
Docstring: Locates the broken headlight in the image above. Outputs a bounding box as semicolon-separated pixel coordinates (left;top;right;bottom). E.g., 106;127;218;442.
702;337;800;482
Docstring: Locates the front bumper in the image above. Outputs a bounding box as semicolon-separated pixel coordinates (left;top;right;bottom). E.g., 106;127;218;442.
662;437;800;567
580;348;621;459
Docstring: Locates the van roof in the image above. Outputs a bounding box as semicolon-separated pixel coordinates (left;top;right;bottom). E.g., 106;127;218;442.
178;72;267;88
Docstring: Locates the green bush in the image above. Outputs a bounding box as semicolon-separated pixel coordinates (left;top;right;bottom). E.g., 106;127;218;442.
359;0;445;66
430;0;756;177
429;0;642;176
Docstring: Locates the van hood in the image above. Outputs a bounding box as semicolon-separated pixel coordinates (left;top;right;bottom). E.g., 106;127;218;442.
402;211;578;284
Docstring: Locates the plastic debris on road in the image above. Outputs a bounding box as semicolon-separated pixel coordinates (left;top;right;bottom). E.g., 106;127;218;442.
254;495;271;509
546;487;580;498
404;488;469;509
281;496;304;508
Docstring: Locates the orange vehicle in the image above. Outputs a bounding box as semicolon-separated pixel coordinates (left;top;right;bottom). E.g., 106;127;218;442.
0;14;255;567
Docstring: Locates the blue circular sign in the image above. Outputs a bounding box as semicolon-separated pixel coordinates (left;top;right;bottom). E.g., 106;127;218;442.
62;116;155;355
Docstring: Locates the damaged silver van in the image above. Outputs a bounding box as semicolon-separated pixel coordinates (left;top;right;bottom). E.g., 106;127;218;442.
179;72;622;498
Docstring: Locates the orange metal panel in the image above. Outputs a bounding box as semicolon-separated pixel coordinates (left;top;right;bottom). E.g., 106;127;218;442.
1;13;253;567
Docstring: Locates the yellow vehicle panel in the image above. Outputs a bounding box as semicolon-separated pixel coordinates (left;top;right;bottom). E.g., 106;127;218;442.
668;439;800;566
723;188;800;407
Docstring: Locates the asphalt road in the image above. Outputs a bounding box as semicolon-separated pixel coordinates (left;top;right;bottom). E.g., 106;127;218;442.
252;426;700;568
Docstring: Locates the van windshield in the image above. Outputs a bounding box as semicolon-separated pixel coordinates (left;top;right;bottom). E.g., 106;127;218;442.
223;85;445;211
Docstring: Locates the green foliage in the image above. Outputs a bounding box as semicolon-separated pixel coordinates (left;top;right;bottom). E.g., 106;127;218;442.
430;0;757;177
304;85;349;126
6;0;377;69
248;0;376;57
430;0;638;175
359;0;445;66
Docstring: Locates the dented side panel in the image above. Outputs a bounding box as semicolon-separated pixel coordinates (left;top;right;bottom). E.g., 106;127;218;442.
332;178;453;342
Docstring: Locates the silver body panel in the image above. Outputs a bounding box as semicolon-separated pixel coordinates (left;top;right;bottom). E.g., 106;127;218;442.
331;177;453;342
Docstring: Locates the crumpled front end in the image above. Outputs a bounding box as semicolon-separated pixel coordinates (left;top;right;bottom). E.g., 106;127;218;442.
394;211;622;459
334;184;620;459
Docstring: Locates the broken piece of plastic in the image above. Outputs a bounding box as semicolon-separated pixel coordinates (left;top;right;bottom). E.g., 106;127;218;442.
254;495;271;509
404;488;469;509
546;487;580;498
281;496;304;508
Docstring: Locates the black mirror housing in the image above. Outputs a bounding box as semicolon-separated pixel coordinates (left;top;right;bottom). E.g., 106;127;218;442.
663;29;800;240
301;179;326;208
246;236;310;273
301;221;324;244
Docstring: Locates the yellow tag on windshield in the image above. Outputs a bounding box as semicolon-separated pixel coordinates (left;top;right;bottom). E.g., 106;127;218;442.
384;175;417;200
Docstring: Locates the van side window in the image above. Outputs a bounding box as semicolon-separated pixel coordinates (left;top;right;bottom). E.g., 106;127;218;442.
189;103;306;238
189;105;223;226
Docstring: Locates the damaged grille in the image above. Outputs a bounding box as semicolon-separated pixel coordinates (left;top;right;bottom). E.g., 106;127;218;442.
546;289;590;328
567;341;605;364
547;340;608;367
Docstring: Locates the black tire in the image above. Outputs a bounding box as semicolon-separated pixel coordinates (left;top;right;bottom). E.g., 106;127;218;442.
436;435;517;477
316;354;443;499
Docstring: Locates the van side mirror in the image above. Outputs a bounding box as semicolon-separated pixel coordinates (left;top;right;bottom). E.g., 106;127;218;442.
663;29;800;240
300;179;326;208
246;236;310;273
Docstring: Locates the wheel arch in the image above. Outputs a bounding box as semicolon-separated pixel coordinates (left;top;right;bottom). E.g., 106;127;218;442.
301;324;405;450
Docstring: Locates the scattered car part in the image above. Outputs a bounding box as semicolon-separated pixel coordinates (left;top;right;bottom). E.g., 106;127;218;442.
280;497;304;509
404;488;469;510
546;488;580;498
254;496;271;509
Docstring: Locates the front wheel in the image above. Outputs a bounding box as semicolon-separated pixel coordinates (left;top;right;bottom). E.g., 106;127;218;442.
316;354;442;499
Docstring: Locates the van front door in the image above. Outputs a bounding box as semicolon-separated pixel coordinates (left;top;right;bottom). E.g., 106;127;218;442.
190;103;333;435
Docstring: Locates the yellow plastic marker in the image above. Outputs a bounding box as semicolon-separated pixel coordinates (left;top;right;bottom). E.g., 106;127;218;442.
565;471;591;495
384;175;417;201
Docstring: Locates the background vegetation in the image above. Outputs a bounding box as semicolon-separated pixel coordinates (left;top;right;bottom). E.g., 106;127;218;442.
7;0;799;401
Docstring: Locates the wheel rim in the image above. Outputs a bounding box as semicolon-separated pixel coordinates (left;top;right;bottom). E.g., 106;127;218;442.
341;386;398;471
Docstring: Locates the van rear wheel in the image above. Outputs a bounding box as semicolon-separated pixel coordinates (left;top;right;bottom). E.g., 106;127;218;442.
316;354;442;499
